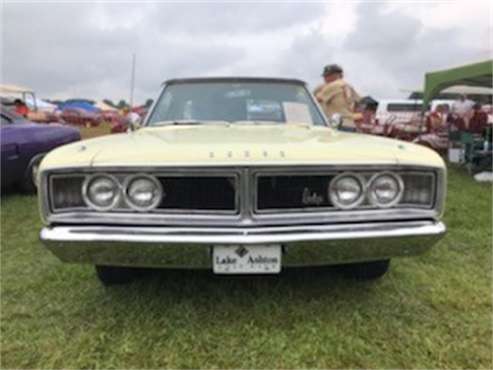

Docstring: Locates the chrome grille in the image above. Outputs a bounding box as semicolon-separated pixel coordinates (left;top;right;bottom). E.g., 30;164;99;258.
42;166;443;227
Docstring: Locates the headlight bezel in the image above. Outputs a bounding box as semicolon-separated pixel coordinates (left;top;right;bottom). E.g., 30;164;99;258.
123;173;163;212
367;171;404;208
82;174;122;211
328;172;366;209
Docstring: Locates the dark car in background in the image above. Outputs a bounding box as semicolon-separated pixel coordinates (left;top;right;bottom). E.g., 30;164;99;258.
1;107;81;193
60;107;102;127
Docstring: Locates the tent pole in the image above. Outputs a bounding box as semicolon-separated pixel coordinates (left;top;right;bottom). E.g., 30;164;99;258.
130;53;136;108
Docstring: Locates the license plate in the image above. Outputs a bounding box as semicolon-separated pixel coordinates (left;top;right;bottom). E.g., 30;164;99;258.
212;245;281;274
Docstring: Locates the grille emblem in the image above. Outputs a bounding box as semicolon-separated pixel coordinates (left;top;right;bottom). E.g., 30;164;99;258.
302;187;324;206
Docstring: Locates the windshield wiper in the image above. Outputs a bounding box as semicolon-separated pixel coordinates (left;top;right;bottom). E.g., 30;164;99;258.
233;120;311;127
150;120;230;127
154;120;202;126
233;120;283;125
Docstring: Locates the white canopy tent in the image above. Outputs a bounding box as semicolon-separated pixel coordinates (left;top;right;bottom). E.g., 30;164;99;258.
402;85;493;96
0;84;34;95
440;85;493;95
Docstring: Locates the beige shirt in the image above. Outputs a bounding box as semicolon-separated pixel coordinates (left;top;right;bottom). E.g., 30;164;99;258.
315;79;361;127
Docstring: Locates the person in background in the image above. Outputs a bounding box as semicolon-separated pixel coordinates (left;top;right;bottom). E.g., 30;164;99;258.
314;64;361;132
121;106;129;117
451;94;474;129
427;104;450;133
468;103;488;135
361;103;377;125
441;104;450;125
122;106;141;128
483;104;493;125
13;99;29;118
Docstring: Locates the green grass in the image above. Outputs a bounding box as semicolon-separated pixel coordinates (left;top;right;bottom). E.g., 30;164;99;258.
78;121;112;140
1;166;491;369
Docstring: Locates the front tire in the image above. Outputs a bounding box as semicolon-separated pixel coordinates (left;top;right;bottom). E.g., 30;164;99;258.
21;156;42;194
341;259;390;280
95;265;137;285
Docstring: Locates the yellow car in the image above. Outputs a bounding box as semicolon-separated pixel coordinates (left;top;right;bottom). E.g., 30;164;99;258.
38;77;446;285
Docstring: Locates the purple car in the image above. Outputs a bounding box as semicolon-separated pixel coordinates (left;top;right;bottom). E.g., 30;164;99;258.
1;107;81;193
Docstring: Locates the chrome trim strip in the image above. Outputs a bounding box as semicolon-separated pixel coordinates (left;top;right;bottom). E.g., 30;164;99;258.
43;208;443;227
41;220;446;245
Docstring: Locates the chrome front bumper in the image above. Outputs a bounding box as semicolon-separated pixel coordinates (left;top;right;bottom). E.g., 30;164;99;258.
40;221;446;268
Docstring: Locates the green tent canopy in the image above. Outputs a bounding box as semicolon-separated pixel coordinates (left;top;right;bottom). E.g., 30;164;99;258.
422;60;493;109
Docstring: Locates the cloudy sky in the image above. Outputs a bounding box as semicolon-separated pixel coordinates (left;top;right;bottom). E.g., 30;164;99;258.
1;1;491;104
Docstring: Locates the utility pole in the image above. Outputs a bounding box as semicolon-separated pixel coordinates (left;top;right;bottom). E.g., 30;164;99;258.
130;52;136;107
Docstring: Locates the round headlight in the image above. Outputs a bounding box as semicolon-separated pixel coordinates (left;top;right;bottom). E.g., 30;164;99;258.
329;173;365;209
124;175;163;211
83;174;121;211
368;172;404;208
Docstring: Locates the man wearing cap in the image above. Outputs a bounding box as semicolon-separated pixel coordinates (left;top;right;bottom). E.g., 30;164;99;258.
314;64;361;131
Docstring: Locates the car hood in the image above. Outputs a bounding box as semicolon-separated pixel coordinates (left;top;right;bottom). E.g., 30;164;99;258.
40;124;445;170
2;122;80;140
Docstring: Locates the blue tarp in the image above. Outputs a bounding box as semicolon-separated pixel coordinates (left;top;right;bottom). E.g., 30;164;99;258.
61;99;100;112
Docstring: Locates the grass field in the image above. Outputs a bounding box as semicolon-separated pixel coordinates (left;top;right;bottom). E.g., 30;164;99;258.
0;166;491;369
78;121;112;140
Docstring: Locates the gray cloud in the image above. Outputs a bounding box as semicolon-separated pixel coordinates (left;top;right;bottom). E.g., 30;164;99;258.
2;4;254;99
342;3;487;93
345;3;422;53
1;2;490;104
278;2;490;98
147;2;325;34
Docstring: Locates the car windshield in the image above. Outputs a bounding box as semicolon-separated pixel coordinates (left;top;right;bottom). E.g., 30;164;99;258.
146;81;325;126
1;108;19;124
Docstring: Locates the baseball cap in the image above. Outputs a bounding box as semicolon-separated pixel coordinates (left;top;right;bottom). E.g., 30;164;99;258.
322;64;343;76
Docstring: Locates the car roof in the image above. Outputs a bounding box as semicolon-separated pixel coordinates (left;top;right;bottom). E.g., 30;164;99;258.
163;77;307;86
378;99;423;104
